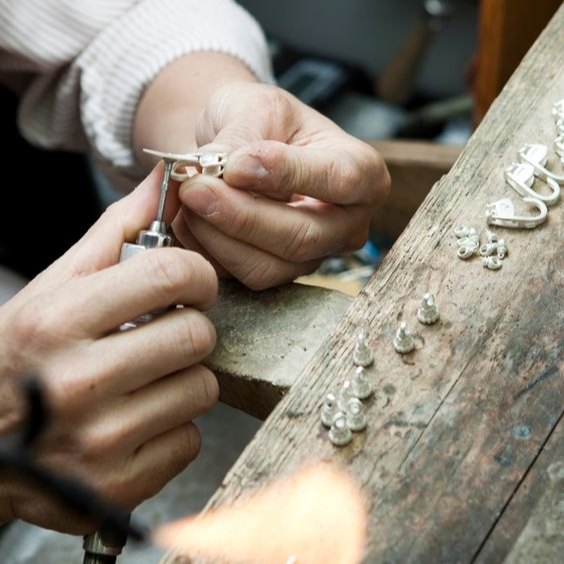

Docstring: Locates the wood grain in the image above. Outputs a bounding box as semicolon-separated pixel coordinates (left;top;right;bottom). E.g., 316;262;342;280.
166;6;564;563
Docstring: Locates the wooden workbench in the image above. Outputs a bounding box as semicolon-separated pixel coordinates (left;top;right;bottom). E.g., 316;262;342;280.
187;6;564;563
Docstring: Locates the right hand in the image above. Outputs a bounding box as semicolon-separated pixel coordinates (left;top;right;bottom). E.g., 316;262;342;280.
0;164;219;534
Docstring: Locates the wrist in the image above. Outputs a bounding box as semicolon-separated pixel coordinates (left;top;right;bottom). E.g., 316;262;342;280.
133;52;257;171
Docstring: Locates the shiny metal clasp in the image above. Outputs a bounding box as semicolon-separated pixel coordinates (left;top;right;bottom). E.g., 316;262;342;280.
143;148;228;180
517;143;564;188
485;197;548;229
504;161;560;206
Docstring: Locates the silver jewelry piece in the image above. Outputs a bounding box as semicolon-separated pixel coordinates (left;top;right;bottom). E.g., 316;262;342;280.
454;226;473;238
482;256;502;270
483;228;499;244
457;243;478;259
555;134;564;161
485;197;547;229
479;242;498;257
552;99;564;121
394;322;416;354
320;393;339;428
345;398;367;432
353;330;373;367
505;162;560;205
457;236;478;249
351;366;372;400
417;293;439;325
338;380;355;411
329;413;353;446
466;227;480;245
497;238;507;259
517;144;564;188
143;148;228;179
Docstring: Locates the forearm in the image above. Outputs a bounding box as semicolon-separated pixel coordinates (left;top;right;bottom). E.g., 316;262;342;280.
133;52;257;172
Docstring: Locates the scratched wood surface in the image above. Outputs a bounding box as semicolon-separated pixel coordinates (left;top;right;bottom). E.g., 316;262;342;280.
166;6;564;563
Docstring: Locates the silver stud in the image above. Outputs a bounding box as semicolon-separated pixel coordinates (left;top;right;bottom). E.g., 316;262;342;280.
497;238;507;259
320;393;339;428
417;293;439;325
467;227;480;244
337;380;355;411
353;331;373;367
328;413;353;446
482;256;502;270
351;366;372;400
345;398;367;432
394;322;415;354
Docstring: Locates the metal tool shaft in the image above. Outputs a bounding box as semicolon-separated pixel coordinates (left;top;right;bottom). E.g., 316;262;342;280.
156;159;174;224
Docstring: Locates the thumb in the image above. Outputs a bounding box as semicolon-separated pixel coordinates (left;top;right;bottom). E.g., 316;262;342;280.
63;163;181;272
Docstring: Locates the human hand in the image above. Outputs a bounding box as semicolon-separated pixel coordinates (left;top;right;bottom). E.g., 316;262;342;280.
0;165;219;534
173;81;390;290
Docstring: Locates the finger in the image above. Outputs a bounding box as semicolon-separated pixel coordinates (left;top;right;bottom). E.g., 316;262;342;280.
62;163;181;273
183;208;321;291
179;176;370;262
118;423;201;511
89;365;218;455
223;140;389;206
58;247;218;335
80;308;216;398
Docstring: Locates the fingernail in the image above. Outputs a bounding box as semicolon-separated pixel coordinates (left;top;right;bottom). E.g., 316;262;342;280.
182;184;219;217
230;155;269;184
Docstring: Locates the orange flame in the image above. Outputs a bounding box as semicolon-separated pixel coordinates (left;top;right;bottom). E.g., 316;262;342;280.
155;464;367;564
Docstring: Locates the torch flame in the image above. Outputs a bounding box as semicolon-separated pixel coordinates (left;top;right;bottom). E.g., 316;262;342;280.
155;464;367;564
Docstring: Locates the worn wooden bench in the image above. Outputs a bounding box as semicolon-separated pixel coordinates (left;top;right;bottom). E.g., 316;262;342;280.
191;5;563;563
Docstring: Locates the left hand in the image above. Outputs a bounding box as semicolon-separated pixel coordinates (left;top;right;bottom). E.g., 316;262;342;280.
173;81;390;290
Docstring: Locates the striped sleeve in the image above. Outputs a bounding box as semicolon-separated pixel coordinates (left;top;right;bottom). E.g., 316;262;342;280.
0;0;273;182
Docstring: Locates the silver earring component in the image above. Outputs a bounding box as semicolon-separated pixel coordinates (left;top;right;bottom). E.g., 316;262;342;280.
505;162;560;205
454;226;473;238
457;236;478;249
320;393;339;428
345;398;367;432
552;99;564;120
497;238;507;259
479;242;498;257
466;227;480;244
483;228;499;244
394;322;415;354
417;293;439;325
351;366;372;400
338;380;355;411
555;134;564;160
457;243;478;260
482;256;502;270
485;197;547;229
143;148;228;180
329;413;353;446
353;331;373;367
517;144;564;187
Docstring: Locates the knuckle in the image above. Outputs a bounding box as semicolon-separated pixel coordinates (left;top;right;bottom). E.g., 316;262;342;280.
146;249;193;300
328;156;363;200
284;221;322;262
175;312;217;364
194;366;220;409
232;205;261;241
361;145;392;204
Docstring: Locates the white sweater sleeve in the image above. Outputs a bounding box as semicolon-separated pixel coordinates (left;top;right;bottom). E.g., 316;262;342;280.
0;0;273;181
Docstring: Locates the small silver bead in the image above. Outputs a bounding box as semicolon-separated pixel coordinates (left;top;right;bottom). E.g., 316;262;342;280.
394;322;415;354
345;398;367;432
417;293;439;325
454;226;472;238
482;256;502;270
353;330;373;367
457;242;478;259
329;413;353;446
351;366;372;400
320;392;339;428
